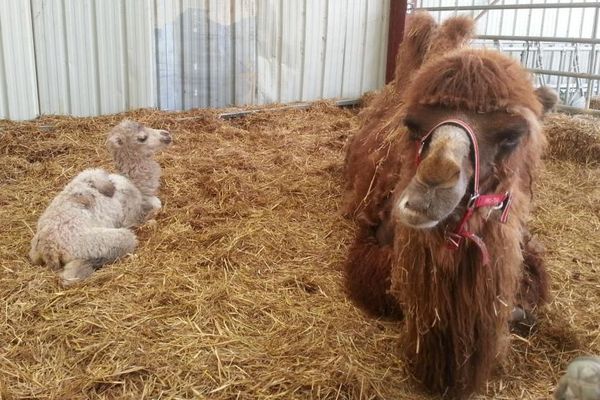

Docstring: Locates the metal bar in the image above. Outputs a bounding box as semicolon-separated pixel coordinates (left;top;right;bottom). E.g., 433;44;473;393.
557;104;600;116
585;6;599;108
475;0;501;22
528;68;600;81
477;35;600;44
556;46;565;100
418;2;598;11
510;0;516;37
385;0;408;83
596;48;600;97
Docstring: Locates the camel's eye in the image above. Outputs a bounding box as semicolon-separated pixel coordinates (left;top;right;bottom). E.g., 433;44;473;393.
496;128;526;151
500;135;520;150
137;135;148;143
404;118;422;141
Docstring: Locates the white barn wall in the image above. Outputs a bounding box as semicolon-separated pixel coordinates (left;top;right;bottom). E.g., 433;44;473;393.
0;0;390;121
0;0;38;120
31;0;156;118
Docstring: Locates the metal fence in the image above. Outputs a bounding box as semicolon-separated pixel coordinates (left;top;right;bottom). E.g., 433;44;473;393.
413;0;600;112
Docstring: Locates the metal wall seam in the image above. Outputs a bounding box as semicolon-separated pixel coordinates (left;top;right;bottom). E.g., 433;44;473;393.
234;0;257;106
301;0;327;102
0;0;38;120
156;0;183;110
322;0;348;99
208;0;233;107
341;0;367;98
361;0;384;93
256;0;281;104
31;0;62;116
280;0;304;103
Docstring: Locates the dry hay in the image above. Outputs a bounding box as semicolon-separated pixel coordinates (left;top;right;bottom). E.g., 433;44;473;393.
0;105;598;400
544;113;600;165
590;97;600;110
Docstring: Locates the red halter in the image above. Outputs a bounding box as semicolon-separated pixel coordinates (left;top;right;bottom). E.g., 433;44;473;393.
415;119;512;266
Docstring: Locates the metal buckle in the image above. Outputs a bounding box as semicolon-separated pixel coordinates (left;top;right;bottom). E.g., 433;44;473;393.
485;192;511;221
466;193;480;209
499;192;512;223
491;192;510;211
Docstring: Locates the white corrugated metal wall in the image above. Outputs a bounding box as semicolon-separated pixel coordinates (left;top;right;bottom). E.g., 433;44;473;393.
0;0;390;121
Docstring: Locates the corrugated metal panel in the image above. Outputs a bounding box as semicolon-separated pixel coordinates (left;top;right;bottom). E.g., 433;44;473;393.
301;0;328;101
32;0;155;117
181;0;210;109
124;0;156;110
31;0;71;115
366;0;390;92
341;0;367;98
256;0;281;104
155;0;184;110
63;0;101;116
234;0;257;105
1;0;390;120
322;0;348;99
0;0;38;120
208;0;234;107
280;1;304;103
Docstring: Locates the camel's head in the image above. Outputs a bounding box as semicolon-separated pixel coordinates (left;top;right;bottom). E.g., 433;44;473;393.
393;49;557;229
107;120;172;157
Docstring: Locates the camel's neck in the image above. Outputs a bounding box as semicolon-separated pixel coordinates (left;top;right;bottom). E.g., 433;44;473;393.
111;148;161;197
390;213;523;396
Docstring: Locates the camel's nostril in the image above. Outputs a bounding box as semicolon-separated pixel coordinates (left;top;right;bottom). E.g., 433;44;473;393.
160;130;170;137
403;198;429;214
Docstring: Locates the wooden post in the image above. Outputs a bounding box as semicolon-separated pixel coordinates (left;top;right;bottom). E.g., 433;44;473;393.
386;0;408;83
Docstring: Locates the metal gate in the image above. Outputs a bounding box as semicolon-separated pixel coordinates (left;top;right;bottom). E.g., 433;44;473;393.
413;0;600;113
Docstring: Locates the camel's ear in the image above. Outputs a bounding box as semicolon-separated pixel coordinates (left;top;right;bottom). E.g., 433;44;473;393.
107;135;123;148
535;86;559;114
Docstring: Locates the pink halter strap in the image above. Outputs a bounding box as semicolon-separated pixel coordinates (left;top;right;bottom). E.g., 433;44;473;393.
416;119;512;266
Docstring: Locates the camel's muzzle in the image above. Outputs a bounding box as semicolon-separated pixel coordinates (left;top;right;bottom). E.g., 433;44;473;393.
414;119;512;265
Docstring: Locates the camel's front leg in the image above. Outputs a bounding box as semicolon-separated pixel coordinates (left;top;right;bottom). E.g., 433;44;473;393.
142;196;162;222
511;231;550;332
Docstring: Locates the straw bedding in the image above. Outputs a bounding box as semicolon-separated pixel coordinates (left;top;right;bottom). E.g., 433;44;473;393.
0;104;598;400
544;113;600;165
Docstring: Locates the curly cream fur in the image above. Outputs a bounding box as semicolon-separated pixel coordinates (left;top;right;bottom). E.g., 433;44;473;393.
107;119;172;219
30;120;172;285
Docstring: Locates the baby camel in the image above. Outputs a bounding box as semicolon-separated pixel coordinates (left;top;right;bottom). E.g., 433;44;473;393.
29;120;172;285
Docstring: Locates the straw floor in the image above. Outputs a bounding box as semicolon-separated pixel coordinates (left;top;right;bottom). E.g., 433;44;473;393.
0;104;598;400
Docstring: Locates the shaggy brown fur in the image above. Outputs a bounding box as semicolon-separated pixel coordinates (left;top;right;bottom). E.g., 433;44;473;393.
344;13;475;219
343;12;555;398
343;12;475;320
344;227;402;319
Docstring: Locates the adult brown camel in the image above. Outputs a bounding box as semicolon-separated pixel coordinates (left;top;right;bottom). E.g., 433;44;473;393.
343;12;558;398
